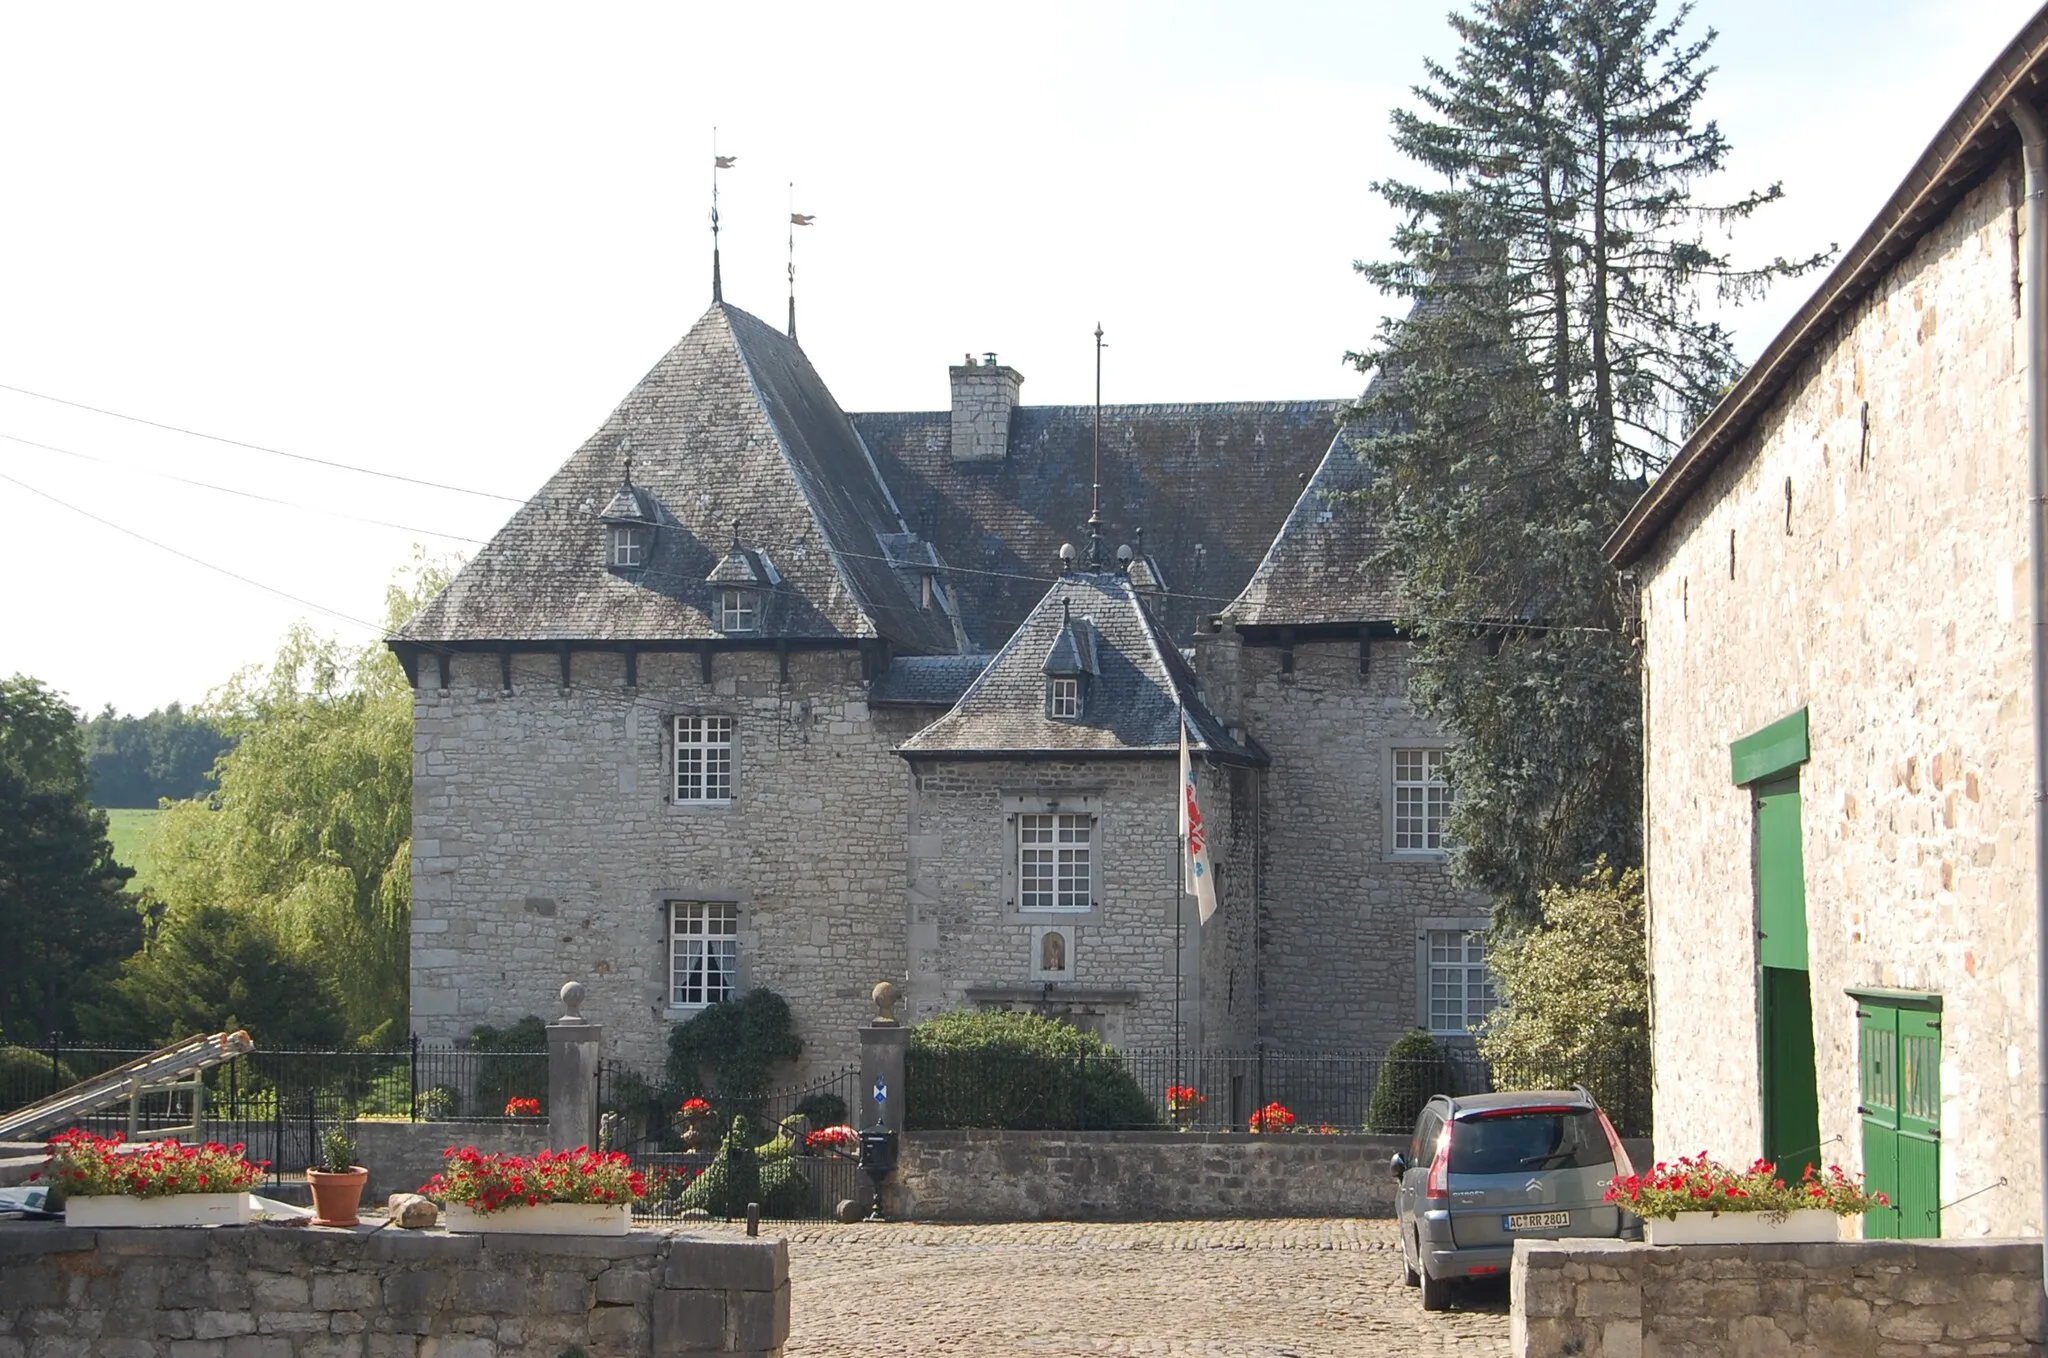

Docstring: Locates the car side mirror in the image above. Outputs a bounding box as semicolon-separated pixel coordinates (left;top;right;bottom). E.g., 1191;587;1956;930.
1389;1153;1408;1180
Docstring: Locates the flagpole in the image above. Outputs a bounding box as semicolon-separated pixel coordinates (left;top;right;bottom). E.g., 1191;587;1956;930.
1175;703;1185;1081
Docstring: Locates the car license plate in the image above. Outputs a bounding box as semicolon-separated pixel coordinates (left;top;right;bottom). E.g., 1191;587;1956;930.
1505;1211;1571;1231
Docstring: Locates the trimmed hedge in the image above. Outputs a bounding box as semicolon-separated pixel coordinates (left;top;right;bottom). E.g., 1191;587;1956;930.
1365;1030;1454;1133
905;1009;1160;1131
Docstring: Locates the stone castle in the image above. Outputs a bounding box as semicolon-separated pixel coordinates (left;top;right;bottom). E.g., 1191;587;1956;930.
390;298;1488;1082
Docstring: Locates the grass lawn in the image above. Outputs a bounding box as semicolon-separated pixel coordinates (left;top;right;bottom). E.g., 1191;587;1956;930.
102;807;163;893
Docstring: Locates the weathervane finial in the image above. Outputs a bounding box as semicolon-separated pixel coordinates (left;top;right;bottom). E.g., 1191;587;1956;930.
1086;322;1106;569
711;128;735;303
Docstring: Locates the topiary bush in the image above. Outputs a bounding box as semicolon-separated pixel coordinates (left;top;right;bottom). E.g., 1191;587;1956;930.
665;990;803;1106
905;1009;1160;1131
676;1113;814;1217
1366;1030;1454;1133
792;1091;848;1128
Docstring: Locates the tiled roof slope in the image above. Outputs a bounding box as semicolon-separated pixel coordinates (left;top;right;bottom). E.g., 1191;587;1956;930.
870;654;991;707
1227;424;1405;627
398;303;957;653
852;401;1340;646
900;571;1260;763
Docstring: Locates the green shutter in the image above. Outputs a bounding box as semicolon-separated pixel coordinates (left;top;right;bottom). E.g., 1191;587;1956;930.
1852;993;1941;1239
1761;967;1821;1180
1754;775;1808;971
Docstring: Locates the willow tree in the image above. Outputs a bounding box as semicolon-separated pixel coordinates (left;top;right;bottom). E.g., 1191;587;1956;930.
150;559;454;1043
1351;0;1829;920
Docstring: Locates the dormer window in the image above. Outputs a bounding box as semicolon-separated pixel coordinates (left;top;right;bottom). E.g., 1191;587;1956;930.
1049;677;1081;719
719;589;758;632
610;524;649;568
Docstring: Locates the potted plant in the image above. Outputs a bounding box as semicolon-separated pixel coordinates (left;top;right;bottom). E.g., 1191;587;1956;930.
1606;1153;1889;1245
306;1124;368;1227
1166;1086;1204;1129
1247;1101;1295;1134
45;1128;267;1228
503;1096;541;1118
424;1145;647;1235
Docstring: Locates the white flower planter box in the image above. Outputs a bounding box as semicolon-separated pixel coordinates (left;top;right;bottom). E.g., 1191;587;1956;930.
64;1192;255;1228
441;1202;632;1236
1644;1208;1841;1246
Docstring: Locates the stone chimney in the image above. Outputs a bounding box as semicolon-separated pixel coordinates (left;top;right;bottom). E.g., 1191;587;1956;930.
949;352;1024;462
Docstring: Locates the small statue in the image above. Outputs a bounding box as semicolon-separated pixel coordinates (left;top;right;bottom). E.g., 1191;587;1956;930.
871;980;902;1026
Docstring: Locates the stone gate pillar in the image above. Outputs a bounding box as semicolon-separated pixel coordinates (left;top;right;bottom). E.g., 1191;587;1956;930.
859;981;907;1133
548;981;602;1150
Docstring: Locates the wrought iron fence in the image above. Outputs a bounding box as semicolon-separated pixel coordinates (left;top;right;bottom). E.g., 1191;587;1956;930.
0;1035;550;1188
906;1045;1653;1139
595;1060;862;1223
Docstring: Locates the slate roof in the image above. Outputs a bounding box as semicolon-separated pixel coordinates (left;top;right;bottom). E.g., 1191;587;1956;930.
899;571;1260;763
397;303;957;653
1227;424;1405;628
853;401;1341;646
869;654;992;707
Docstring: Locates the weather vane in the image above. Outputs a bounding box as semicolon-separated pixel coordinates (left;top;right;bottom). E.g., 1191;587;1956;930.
788;183;814;342
711;128;736;303
1087;322;1106;568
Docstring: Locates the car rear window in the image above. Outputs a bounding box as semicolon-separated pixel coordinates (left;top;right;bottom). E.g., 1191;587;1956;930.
1448;1109;1612;1175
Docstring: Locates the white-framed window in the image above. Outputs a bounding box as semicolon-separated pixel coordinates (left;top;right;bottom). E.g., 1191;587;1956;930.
1423;926;1496;1035
610;525;648;568
1049;677;1080;719
673;715;734;804
718;589;757;632
1018;812;1092;911
1392;747;1450;853
669;900;738;1008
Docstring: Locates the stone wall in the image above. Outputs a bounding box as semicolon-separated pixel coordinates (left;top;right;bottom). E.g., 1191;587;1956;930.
1238;638;1491;1053
0;1219;789;1358
1511;1237;2046;1357
349;1120;554;1207
1635;160;2037;1233
889;1129;1408;1220
411;647;916;1084
903;759;1230;1049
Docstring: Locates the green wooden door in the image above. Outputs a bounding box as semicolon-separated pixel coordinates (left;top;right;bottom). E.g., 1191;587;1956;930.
1856;995;1940;1239
1857;1003;1901;1238
1754;776;1808;970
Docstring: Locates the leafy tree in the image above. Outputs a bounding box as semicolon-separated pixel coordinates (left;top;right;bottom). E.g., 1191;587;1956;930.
1477;860;1649;1130
81;703;233;808
75;902;347;1049
0;677;143;1039
148;557;456;1042
1351;0;1829;920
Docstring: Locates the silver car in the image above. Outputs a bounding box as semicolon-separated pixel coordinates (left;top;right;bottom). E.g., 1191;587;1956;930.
1390;1087;1635;1311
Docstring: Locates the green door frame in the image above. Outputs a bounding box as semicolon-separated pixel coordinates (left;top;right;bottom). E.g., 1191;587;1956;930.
1850;988;1942;1239
1733;710;1818;1174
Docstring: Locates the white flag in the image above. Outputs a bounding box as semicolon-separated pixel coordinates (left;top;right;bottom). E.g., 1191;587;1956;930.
1180;713;1218;925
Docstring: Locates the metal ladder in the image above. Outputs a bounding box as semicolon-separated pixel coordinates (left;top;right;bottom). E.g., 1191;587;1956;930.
0;1031;254;1142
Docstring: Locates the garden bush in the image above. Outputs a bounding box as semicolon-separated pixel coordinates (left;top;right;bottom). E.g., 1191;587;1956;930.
466;1016;549;1119
665;990;802;1105
905;1009;1159;1131
1365;1030;1454;1133
675;1113;808;1216
0;1045;77;1112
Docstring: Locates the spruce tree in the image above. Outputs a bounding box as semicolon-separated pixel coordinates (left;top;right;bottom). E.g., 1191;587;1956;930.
1352;0;1829;921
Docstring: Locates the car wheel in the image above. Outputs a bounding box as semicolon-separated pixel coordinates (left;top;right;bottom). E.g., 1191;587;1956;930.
1418;1263;1453;1312
1401;1230;1420;1287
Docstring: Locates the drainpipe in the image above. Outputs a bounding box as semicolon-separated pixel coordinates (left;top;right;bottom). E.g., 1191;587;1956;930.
2010;96;2048;1289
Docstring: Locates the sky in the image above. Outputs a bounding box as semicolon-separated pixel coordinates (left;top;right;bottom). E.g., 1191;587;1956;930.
0;0;2039;716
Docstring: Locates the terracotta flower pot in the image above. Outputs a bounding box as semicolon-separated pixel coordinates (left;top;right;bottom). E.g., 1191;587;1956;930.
307;1167;369;1227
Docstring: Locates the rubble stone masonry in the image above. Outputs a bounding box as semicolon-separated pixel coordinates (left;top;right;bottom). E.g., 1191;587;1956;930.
1635;162;2037;1234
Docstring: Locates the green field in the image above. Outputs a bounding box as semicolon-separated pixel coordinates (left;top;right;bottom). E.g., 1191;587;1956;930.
102;807;163;893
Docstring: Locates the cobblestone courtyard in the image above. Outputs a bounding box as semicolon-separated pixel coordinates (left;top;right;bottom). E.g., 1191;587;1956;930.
708;1218;1511;1356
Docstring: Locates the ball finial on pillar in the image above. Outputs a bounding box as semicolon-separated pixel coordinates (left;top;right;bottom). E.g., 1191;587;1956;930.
871;980;901;1026
559;980;586;1022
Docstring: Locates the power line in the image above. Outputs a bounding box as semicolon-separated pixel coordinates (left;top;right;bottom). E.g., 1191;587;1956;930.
0;379;525;503
0;466;394;637
0;431;490;546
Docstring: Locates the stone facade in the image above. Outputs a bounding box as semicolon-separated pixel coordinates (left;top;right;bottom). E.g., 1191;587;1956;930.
0;1219;790;1358
1201;633;1489;1050
1629;164;2038;1234
412;647;918;1082
1511;1237;2047;1357
889;1129;1410;1220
